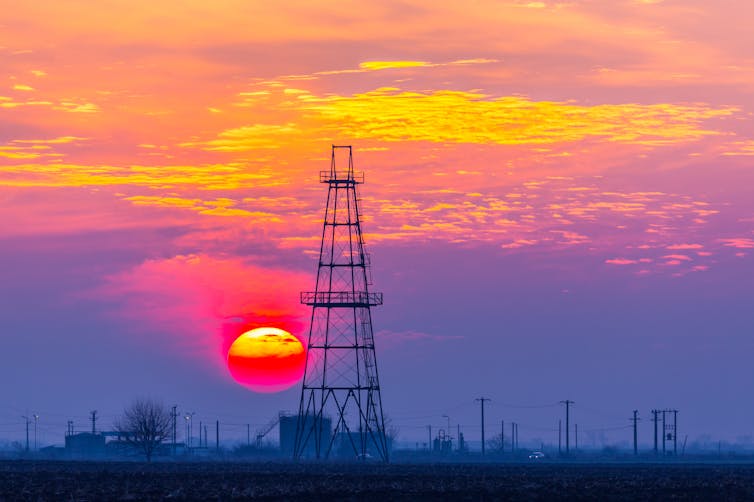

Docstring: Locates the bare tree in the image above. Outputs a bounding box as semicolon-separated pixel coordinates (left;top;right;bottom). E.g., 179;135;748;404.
487;432;506;452
115;398;172;462
383;415;400;445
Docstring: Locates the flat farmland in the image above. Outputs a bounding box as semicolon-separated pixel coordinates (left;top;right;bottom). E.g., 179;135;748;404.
2;460;754;500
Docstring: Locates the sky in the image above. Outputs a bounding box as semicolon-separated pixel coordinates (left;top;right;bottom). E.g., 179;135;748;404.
1;0;753;449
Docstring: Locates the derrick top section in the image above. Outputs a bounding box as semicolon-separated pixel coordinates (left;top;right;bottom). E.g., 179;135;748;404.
320;145;364;185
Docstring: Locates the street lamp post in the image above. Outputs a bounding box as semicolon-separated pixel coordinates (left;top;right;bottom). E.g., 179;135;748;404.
184;415;191;448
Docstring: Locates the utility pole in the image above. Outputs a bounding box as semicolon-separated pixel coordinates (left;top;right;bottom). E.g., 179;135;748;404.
171;406;177;455
427;425;432;452
475;397;490;456
662;410;665;457
651;409;659;455
90;410;98;434
216;420;220;452
673;410;678;455
511;422;515;453
515;423;519;450
199;421;203;447
247;424;250;446
33;414;39;451
501;420;504;452
560;400;574;455
22;416;30;452
189;412;195;447
631;410;639;455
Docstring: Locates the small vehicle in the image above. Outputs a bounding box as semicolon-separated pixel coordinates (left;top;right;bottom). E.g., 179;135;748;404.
528;451;545;460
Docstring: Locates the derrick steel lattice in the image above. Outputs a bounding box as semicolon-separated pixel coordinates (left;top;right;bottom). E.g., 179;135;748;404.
294;145;389;461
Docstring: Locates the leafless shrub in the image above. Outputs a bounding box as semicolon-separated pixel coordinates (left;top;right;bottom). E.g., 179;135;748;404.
115;398;171;461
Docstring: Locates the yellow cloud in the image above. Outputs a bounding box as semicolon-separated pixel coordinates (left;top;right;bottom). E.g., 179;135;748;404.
0;163;280;190
0;147;46;159
181;124;298;152
279;58;498;79
0;137;80;159
0;97;98;113
358;61;430;71
12;136;87;144
124;195;283;221
721;140;754;156
301;88;735;146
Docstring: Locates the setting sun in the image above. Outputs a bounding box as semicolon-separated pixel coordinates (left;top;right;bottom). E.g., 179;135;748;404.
226;327;306;393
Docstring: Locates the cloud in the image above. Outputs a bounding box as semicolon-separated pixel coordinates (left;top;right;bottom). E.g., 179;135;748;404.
0;163;280;190
11;136;87;145
0;136;85;160
123;195;283;221
667;243;703;250
283;58;499;78
720;238;754;249
721;141;754;156
501;239;538;249
180;124;299;152
0;96;99;112
99;254;311;372
663;254;692;261
606;258;638;265
358;61;430;71
299;88;735;147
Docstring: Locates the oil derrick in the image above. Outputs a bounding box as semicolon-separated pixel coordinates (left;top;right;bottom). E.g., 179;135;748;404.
294;145;389;462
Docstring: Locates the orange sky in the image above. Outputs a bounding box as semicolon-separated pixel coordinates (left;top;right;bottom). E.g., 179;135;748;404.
2;0;754;439
3;0;753;343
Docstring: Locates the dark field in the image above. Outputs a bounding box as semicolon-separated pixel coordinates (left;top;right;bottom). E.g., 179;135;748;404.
2;461;754;500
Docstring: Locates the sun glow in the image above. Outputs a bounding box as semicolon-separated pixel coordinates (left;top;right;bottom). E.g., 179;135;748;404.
226;327;306;393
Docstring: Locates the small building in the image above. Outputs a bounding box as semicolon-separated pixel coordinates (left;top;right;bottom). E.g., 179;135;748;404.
65;433;105;459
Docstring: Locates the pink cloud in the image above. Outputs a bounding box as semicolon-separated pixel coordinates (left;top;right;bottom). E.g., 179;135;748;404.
720;238;754;249
99;254;310;374
667;243;703;250
663;254;692;261
501;239;538;249
606;258;638;265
